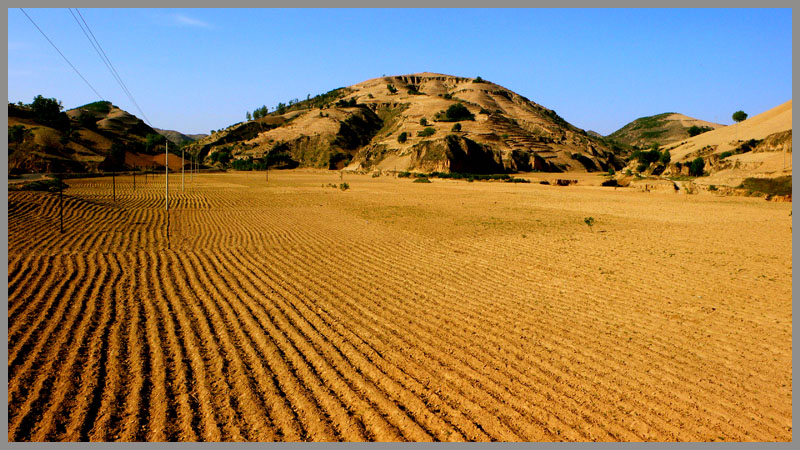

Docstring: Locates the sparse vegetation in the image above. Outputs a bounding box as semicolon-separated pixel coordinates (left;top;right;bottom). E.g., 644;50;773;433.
14;178;69;192
339;182;350;190
387;84;398;94
740;176;791;196
397;132;408;143
413;177;431;183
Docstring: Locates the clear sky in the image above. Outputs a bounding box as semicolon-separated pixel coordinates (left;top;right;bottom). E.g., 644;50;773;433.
7;8;792;136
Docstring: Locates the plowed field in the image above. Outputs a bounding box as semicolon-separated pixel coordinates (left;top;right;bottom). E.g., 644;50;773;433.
7;170;792;441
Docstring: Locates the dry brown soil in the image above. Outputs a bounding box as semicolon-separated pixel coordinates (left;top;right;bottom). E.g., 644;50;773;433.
7;170;792;442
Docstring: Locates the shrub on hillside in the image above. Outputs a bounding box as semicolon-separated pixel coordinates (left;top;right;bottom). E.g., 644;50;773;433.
336;98;357;107
413;177;431;183
397;131;408;143
451;123;462;132
687;125;713;137
434;103;475;122
689;157;705;176
8;125;29;144
418;127;436;138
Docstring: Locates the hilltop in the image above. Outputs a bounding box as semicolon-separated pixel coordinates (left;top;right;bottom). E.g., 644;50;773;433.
608;112;723;149
186;73;626;173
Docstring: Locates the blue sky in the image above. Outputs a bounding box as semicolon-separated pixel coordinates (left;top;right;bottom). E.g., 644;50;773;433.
7;8;792;135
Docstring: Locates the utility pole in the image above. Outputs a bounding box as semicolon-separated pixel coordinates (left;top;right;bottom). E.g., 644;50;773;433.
165;141;169;211
59;178;63;233
165;140;170;249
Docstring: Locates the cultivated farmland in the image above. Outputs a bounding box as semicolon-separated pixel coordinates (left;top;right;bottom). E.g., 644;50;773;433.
6;170;793;441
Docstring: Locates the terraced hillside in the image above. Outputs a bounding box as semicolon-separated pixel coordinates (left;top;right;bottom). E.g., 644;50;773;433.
7;171;792;441
188;73;625;173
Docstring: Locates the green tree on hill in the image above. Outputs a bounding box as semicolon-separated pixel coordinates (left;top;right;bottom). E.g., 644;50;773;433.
28;95;69;130
732;110;748;123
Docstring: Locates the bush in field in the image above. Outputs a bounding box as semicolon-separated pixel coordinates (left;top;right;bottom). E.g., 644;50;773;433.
451;123;462;132
584;217;596;232
339;182;350;190
413;177;431;183
397;132;408;143
420;118;428;126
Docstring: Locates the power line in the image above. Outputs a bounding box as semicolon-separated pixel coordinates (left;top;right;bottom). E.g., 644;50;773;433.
19;8;105;101
71;8;153;127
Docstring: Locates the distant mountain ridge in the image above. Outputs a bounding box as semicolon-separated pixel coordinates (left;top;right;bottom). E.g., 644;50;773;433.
155;128;207;145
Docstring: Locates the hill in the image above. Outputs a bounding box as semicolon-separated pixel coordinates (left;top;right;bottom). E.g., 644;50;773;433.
186;73;626;174
662;100;792;187
608;112;723;149
8;99;170;173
